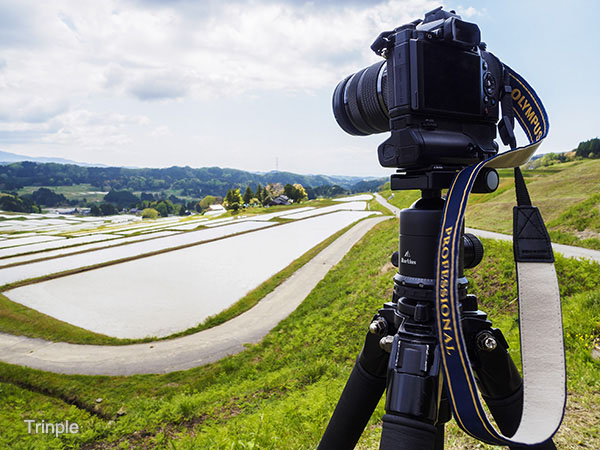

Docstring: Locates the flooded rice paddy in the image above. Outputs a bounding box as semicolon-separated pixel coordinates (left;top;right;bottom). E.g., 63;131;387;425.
1;197;378;338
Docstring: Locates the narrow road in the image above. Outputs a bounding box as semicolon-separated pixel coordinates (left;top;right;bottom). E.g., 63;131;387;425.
0;216;391;376
374;193;600;263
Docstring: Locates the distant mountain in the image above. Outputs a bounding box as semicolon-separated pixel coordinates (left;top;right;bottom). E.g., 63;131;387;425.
0;150;106;167
0;160;387;197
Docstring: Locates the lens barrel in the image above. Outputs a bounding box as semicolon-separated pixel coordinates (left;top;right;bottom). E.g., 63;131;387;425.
332;60;389;136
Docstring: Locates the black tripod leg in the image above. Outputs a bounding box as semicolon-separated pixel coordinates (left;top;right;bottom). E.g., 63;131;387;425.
463;318;557;449
318;322;388;450
483;389;556;450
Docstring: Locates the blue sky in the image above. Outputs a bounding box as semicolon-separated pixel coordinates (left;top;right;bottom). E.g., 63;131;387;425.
0;0;598;177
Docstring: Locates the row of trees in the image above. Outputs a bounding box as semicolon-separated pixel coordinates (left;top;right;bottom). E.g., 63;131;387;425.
530;138;600;168
0;180;351;216
223;183;308;211
0;193;39;213
575;138;600;159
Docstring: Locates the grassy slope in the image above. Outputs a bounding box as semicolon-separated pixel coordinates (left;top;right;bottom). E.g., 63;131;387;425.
466;159;600;249
0;219;598;449
380;159;600;250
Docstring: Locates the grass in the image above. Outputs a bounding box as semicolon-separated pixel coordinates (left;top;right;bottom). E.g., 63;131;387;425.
465;160;600;249
379;159;600;250
17;184;107;203
0;218;598;449
377;188;421;211
367;195;394;215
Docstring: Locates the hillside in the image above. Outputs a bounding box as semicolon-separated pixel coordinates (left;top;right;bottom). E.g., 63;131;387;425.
0;161;385;198
380;158;600;250
466;159;600;249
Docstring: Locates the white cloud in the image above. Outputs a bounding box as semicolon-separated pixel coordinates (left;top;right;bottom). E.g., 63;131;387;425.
0;0;441;108
1;0;490;173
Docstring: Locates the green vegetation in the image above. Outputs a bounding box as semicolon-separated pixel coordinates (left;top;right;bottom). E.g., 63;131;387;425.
528;137;599;168
0;192;39;213
378;157;600;250
0;219;597;449
466;159;600;249
378;183;421;210
0;161;385;199
574;137;600;159
141;208;160;219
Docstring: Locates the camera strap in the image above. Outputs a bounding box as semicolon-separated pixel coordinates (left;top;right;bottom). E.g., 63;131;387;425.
434;66;566;446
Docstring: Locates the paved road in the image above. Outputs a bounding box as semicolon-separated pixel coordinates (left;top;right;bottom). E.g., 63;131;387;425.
374;193;600;263
374;193;400;216
0;216;391;375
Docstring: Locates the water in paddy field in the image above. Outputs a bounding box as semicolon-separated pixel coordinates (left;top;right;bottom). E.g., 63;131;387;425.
3;200;378;338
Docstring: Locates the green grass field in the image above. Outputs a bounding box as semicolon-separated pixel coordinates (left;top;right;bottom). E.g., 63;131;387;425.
17;184;107;203
1;218;598;449
380;159;600;250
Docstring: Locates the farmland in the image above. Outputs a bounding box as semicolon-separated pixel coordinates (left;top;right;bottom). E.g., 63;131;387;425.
0;196;381;341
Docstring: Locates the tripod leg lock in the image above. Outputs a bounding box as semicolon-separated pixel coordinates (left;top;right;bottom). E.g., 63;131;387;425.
385;334;441;423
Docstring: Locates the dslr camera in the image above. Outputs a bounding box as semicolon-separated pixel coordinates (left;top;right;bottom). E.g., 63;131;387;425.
333;7;505;190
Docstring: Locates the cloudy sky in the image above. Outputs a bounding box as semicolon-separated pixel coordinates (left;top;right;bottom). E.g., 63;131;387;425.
0;0;598;177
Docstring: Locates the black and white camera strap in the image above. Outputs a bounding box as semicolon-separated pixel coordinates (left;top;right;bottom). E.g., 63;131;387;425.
434;66;566;446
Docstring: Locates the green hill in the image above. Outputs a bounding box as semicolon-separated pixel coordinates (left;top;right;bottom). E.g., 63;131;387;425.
0;219;598;449
466;159;600;249
380;158;600;250
0;161;385;198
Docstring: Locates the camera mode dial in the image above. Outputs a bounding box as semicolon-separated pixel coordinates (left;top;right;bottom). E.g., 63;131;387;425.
484;73;496;98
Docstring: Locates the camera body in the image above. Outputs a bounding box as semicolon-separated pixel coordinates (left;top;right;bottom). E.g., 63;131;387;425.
333;7;505;183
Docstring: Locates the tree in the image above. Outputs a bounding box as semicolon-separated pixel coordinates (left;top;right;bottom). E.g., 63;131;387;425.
284;183;297;202
293;184;308;202
154;200;174;217
199;195;217;211
104;190;139;208
90;204;101;216
260;189;271;206
141;208;159;219
99;202;117;216
575;138;600;158
0;193;38;213
224;188;243;211
265;182;284;199
243;185;254;205
31;187;67;207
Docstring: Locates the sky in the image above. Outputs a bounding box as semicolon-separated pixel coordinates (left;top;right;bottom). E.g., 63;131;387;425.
0;0;598;177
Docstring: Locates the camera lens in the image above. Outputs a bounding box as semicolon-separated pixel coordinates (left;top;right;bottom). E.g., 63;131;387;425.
332;60;389;136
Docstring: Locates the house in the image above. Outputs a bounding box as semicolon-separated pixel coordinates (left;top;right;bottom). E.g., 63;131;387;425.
268;195;292;206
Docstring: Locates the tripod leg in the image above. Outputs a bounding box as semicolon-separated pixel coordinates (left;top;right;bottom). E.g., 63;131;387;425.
318;322;388;450
318;361;387;450
462;310;557;449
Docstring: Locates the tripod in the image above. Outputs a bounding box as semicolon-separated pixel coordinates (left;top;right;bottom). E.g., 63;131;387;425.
318;189;556;449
